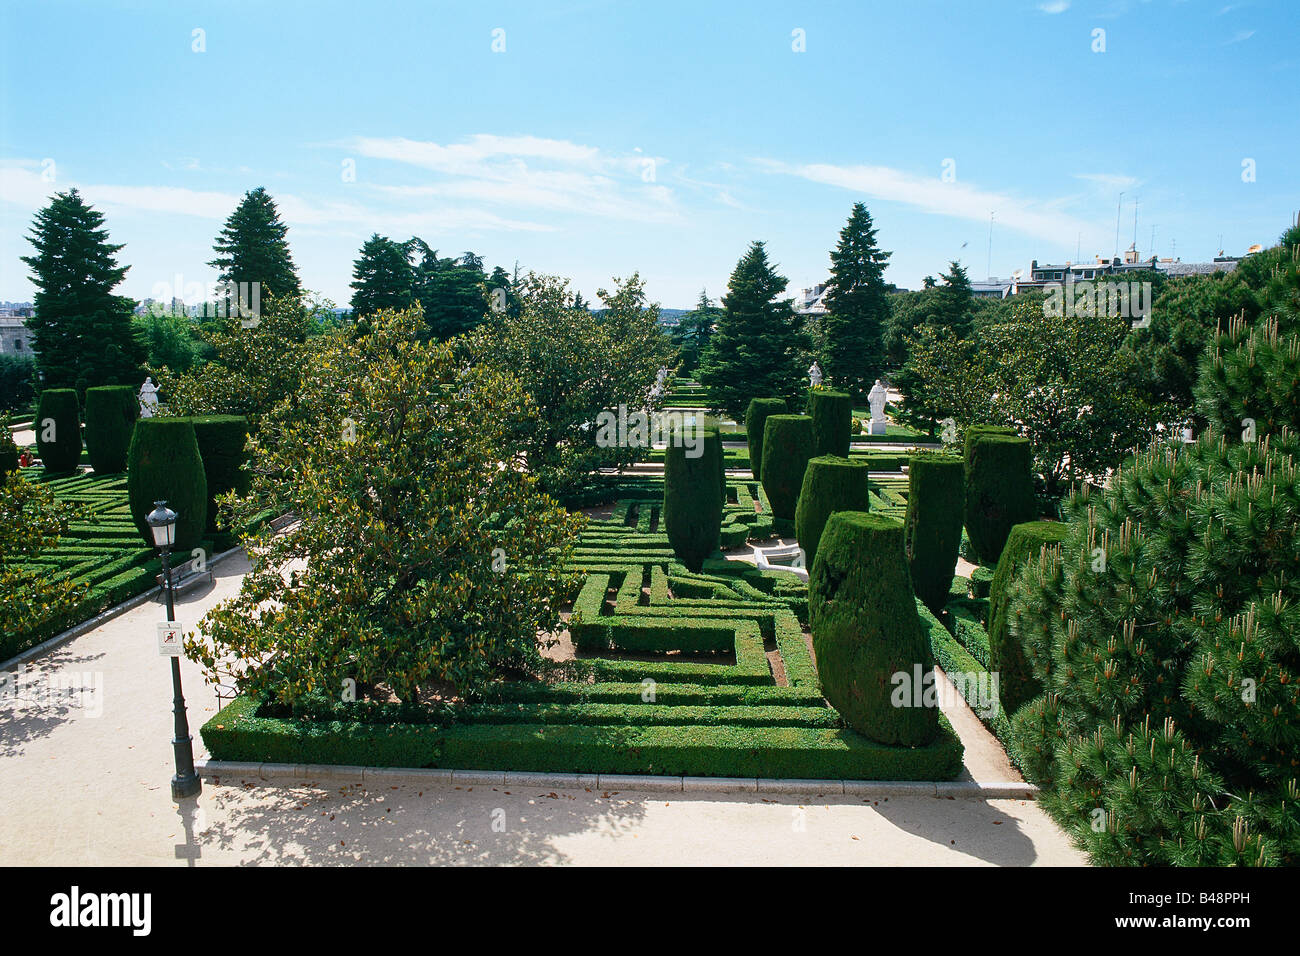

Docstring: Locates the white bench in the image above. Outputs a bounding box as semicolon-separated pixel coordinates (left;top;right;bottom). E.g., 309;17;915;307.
751;543;809;581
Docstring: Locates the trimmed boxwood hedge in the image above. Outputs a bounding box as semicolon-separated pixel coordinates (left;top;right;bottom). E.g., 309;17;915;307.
126;417;208;553
662;426;723;572
83;385;138;475
187;415;250;533
964;433;1035;565
744;397;786;481
806;389;852;457
809;511;939;746
903;453;964;613
35;388;82;475
793;454;871;570
760;414;814;521
986;520;1067;714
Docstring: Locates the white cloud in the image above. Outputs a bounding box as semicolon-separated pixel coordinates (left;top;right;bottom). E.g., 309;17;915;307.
1038;1;1071;13
755;157;1095;242
1074;172;1139;190
1225;29;1255;43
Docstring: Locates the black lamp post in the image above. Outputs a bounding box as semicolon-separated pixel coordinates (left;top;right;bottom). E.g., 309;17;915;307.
147;500;202;800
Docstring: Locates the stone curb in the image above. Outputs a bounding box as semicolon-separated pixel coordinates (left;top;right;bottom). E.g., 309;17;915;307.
195;760;1036;799
0;544;246;673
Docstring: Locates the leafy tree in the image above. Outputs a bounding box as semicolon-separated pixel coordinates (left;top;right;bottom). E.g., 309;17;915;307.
133;307;203;375
208;187;301;310
671;289;723;376
820;203;892;397
698;241;808;419
0;472;86;648
463;272;673;499
186;308;583;707
349;234;415;318
410;240;489;339
0;355;35;412
21;188;144;394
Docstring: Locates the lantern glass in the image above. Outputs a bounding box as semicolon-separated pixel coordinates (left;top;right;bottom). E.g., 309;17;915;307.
146;500;178;549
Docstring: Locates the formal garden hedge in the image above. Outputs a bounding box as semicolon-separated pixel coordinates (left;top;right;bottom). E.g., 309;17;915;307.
126;417;208;553
35;388;81;475
83;385;137;475
662;429;724;572
964;432;1035;565
760;414;814;523
903;453;964;613
793;455;870;570
809;511;938;746
202;487;963;780
187;414;250;536
744;397;785;481
806;389;852;457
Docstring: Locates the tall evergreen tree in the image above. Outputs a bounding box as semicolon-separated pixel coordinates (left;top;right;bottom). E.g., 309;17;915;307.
21;188;144;394
208;187;301;312
698;241;808;419
931;260;975;336
349;234;415;318
671;288;723;377
821;203;892;397
409;240;489;340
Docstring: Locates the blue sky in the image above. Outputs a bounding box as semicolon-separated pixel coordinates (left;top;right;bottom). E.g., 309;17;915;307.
1;0;1296;308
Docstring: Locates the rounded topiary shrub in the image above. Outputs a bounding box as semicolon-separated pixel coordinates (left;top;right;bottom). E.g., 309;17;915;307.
964;433;1035;565
809;511;938;746
986;520;1068;714
745;397;786;481
760;414;814;522
35;388;82;475
807;389;852;457
187;415;250;533
662;425;724;572
83;385;138;474
903;453;964;613
794;455;871;569
127;417;208;553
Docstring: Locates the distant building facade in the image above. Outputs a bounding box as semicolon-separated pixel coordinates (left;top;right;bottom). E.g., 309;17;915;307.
0;306;34;357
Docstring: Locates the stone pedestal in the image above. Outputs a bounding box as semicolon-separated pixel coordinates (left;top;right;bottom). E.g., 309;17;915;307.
868;420;888;435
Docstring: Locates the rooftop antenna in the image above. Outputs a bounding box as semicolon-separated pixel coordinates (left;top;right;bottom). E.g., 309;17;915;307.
1150;224;1157;259
986;211;995;279
1172;237;1177;260
1133;199;1139;252
1114;191;1125;259
1076;232;1082;262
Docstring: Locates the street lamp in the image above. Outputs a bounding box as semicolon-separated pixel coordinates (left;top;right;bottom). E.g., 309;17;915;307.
146;500;202;800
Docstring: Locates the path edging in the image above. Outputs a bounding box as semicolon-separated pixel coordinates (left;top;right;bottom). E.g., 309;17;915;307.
195;758;1037;800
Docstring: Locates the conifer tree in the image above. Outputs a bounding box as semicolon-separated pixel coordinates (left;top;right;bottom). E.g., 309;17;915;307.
698;241;808;419
208;187;301;311
349;234;415;318
21;189;144;394
671;289;723;377
821;203;892;397
409;240;489;340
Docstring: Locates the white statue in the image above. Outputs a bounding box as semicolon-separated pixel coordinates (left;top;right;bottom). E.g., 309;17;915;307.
138;377;159;418
808;362;823;388
868;379;888;421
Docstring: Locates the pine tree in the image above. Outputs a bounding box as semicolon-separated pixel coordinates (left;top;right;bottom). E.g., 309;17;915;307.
21;188;144;394
821;203;892;397
698;241;808;420
931;260;975;336
671;289;723;376
349;234;415;318
409;240;488;340
208;187;301;311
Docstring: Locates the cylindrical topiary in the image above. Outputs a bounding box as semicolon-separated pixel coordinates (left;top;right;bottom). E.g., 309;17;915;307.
807;389;852;457
760;414;814;522
809;511;939;746
187;415;250;533
34;388;82;475
903;453;965;613
662;424;724;572
703;426;727;506
744;397;786;481
964;434;1035;565
794;455;871;569
83;385;138;474
986;520;1068;714
127;417;208;553
961;424;1017;472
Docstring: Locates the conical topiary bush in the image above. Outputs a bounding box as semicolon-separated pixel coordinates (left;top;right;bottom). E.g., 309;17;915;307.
903;453;965;613
760;414;814;522
83;385;138;474
127;417;207;553
745;397;785;481
35;388;82;475
662;425;723;572
806;389;852;457
809;511;939;746
794;454;871;569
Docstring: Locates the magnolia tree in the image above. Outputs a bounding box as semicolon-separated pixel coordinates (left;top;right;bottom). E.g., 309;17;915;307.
186;309;584;708
0;473;86;645
461;272;674;499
